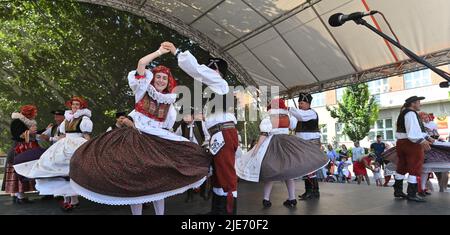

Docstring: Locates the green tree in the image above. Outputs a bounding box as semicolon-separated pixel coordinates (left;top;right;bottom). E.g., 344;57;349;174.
326;83;379;143
0;0;242;152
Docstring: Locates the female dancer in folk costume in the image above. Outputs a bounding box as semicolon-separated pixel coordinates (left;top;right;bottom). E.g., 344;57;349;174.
235;98;328;208
14;96;93;211
2;105;40;204
69;45;211;215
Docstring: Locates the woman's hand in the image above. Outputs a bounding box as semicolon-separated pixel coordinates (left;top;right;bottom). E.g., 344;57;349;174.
40;134;50;142
83;134;91;141
158;44;171;55
122;118;134;128
161;41;177;55
29;125;37;134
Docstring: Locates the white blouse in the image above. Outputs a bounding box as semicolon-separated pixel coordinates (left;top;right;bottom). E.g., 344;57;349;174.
259;116;297;135
59;109;93;136
126;69;187;142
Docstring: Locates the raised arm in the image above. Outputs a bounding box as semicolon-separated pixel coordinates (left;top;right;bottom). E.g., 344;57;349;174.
288;107;317;122
162;42;229;95
136;45;170;76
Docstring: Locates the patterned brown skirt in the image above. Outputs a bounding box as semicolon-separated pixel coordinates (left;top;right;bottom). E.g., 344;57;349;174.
382;143;450;173
69;127;211;204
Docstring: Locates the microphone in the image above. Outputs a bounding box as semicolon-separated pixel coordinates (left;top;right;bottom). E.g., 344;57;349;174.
328;11;378;27
439;82;450;88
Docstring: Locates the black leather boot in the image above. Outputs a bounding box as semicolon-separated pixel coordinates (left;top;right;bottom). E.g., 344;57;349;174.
312;178;320;199
298;179;314;200
204;193;220;215
393;179;407;198
217;195;228;215
232;197;237;215
407;183;426;202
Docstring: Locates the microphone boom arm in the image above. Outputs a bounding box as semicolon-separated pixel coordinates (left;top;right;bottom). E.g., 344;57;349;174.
353;18;450;83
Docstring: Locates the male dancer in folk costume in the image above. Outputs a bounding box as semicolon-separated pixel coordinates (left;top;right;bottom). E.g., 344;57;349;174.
235;98;328;208
383;109;450;196
288;93;324;200
106;111;134;132
174;108;210;146
39;109;65;146
394;96;434;202
163;41;239;215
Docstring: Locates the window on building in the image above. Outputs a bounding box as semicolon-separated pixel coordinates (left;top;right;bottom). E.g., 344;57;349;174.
368;78;390;95
369;118;394;141
335;123;349;142
311;92;325;107
336;87;346;103
403;69;431;89
320;124;328;144
373;94;381;105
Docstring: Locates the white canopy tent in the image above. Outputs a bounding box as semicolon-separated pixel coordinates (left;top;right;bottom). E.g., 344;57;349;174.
79;0;450;96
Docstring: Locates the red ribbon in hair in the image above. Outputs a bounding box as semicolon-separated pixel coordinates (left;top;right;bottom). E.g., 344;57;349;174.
20;105;37;119
151;65;177;93
267;98;287;111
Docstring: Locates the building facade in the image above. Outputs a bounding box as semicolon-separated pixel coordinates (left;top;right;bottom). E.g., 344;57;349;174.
288;65;450;149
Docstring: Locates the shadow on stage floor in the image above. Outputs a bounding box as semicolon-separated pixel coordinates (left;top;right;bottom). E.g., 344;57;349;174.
1;180;449;215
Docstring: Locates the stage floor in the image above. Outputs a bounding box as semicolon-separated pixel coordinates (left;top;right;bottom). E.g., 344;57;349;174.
0;180;449;215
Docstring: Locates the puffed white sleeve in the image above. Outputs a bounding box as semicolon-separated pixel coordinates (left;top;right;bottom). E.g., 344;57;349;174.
405;112;426;144
259;117;272;133
80;117;93;134
163;105;177;130
289;116;298;130
41;127;52;136
127;69;153;102
202;121;211;142
59;121;66;134
288;107;317;121
177;50;229;95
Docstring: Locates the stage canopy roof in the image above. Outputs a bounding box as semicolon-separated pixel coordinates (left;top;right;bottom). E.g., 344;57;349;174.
79;0;450;96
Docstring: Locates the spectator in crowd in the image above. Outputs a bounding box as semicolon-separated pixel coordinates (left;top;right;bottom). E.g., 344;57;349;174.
373;162;383;186
326;144;338;175
370;135;386;169
338;144;348;161
352;141;365;181
353;153;376;185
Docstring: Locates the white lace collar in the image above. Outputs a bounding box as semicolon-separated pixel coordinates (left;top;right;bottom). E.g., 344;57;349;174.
65;108;92;122
147;85;177;104
11;112;37;128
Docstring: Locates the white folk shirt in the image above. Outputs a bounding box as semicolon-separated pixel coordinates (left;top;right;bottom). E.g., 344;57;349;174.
395;112;429;144
288;107;320;140
126;69;187;142
177;50;237;129
175;121;210;145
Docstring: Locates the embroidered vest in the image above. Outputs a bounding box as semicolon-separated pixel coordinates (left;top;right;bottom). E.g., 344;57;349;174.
65;117;84;133
270;115;290;128
396;109;426;133
135;94;170;122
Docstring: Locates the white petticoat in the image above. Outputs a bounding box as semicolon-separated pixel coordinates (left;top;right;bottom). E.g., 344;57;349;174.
235;135;273;182
70;177;206;205
14;135;87;178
